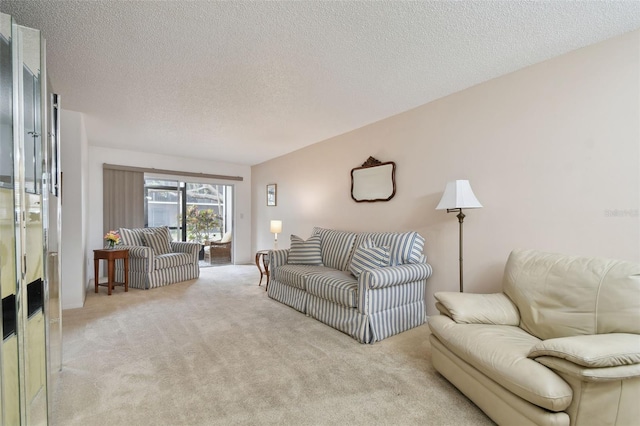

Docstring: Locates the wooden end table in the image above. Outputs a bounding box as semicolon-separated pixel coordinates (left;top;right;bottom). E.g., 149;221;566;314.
255;250;270;290
93;248;129;295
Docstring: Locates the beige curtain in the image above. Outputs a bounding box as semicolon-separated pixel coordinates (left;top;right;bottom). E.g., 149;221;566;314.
103;167;144;234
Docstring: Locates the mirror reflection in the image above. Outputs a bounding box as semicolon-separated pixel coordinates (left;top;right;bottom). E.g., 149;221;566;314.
1;12;20;425
0;13;50;425
20;24;48;425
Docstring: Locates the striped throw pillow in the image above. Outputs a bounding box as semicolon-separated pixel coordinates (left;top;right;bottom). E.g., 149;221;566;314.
142;228;172;255
354;231;425;266
150;226;173;242
349;237;390;278
118;228;144;246
288;235;323;265
312;227;356;271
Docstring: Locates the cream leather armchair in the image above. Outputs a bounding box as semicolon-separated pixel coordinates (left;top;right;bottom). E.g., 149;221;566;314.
429;249;640;426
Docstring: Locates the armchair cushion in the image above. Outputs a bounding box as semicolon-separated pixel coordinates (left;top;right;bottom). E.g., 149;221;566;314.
154;253;193;270
434;292;520;326
503;249;640;340
288;235;323;265
528;334;640;368
142;228;172;255
348;238;390;278
429;315;573;411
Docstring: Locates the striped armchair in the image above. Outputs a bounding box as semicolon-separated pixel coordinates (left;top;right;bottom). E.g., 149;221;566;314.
267;227;432;343
115;226;200;289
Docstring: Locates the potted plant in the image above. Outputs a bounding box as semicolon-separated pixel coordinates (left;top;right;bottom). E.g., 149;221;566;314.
185;206;221;258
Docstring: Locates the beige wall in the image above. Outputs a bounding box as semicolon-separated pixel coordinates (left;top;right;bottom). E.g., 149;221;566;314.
60;110;89;309
252;30;640;315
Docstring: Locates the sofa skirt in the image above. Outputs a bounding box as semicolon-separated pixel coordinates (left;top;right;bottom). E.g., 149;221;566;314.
368;300;425;342
116;262;199;290
115;269;148;290
267;280;307;313
307;294;370;343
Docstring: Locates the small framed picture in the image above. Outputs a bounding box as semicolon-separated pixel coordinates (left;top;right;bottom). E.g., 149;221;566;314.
266;183;277;206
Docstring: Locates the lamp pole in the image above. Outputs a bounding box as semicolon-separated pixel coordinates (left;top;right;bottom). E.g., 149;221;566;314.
448;208;465;292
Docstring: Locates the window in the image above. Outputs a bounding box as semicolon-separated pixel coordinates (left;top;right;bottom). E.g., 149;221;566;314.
144;178;233;244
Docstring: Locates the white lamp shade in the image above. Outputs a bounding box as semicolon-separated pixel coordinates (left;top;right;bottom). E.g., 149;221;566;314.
270;220;282;234
436;180;483;210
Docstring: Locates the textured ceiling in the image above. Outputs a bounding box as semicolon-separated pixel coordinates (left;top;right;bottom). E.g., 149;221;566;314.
2;1;640;166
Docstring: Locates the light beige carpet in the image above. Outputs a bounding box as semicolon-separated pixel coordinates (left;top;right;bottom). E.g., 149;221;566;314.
53;265;493;425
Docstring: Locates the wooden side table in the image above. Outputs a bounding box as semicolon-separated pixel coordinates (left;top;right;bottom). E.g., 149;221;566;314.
255;250;270;290
93;249;129;295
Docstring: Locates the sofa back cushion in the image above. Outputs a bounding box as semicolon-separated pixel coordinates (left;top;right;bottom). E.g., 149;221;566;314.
312;227;356;271
353;231;425;266
503;249;640;340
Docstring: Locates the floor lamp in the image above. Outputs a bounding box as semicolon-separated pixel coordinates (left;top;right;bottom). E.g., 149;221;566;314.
270;220;282;249
436;180;482;292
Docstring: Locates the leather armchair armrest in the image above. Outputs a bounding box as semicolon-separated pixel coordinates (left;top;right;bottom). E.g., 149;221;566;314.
535;356;640;382
528;333;640;368
434;292;520;326
435;301;453;318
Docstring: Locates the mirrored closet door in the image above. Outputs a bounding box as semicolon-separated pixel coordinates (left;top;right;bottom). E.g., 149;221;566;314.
0;11;58;425
1;12;21;426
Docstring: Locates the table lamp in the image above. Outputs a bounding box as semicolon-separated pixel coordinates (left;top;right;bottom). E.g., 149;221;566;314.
270;220;282;249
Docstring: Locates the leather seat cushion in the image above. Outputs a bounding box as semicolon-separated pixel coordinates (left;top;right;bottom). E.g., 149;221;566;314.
429;315;573;412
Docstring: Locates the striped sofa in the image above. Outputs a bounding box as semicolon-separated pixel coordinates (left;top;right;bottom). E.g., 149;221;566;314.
267;227;433;343
115;226;200;289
